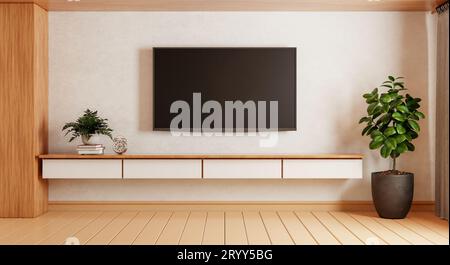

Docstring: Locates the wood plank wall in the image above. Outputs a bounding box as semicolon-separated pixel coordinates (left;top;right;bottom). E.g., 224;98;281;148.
0;3;48;217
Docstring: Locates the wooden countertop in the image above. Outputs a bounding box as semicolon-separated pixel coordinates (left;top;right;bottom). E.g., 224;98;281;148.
38;154;363;159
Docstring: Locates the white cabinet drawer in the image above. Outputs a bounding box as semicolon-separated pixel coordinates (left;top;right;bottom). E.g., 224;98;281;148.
123;159;202;179
283;159;362;179
203;159;281;179
43;159;122;179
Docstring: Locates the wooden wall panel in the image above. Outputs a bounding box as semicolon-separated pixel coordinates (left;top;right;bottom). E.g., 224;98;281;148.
0;3;48;217
0;0;445;12
32;3;49;217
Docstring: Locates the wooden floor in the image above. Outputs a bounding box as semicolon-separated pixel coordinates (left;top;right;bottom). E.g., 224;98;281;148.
0;211;448;245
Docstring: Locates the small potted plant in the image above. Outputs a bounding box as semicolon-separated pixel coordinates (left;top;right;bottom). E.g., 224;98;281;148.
359;76;425;219
62;109;113;145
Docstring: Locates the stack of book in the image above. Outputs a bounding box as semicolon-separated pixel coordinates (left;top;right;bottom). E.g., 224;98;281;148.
77;144;105;155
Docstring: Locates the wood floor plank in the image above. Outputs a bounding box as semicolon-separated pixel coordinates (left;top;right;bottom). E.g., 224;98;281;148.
225;211;248;245
369;216;433;245
17;212;85;245
133;212;172;245
74;211;121;245
260;212;293;245
87;211;138;245
202;212;225;245
408;213;449;238
0;219;22;231
0;211;65;244
349;213;410;245
0;210;447;245
312;212;363;245
242;212;271;245
179;212;207;245
295;211;340;245
109;211;155;245
394;218;449;245
329;212;387;245
39;212;103;245
157;211;190;245
278;211;317;245
0;219;29;239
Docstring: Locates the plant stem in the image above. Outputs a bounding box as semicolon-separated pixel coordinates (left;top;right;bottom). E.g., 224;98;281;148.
392;157;396;171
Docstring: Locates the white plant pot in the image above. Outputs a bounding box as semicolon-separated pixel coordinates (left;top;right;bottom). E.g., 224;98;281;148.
81;134;100;145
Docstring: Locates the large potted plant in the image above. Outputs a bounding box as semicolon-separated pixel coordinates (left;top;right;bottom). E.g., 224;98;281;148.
62;109;113;144
359;76;425;219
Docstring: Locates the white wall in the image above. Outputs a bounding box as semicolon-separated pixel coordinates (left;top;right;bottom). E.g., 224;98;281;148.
48;12;437;202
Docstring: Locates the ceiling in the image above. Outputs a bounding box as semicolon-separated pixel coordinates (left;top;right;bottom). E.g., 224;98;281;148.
0;0;445;11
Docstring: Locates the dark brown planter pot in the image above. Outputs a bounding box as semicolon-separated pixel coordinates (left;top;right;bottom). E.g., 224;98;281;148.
371;171;414;219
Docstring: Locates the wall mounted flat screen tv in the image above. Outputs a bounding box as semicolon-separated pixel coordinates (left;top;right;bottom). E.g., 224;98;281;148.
153;47;296;131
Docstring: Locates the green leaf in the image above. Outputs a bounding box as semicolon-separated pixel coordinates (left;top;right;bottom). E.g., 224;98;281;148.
393;82;404;88
359;117;370;124
371;88;378;95
394;134;407;144
380;145;391;158
414;111;425;119
372;110;383;120
388;88;400;94
390;99;403;108
396;142;408;154
395;123;406;134
392;112;406;122
380;94;393;103
363;93;372;99
383;127;397;137
407;131;419;139
406;100;420;110
367;103;378;115
405;142;415;151
362;125;373;136
366;127;377;136
366;96;378;104
381;84;392;89
404;133;412;141
388;76;395;81
373;135;385;143
370;139;384;149
396;105;409;113
370;129;383;139
372;106;383;115
376;114;391;126
384;137;397;150
409;114;419;120
408;120;420;132
381;103;390;113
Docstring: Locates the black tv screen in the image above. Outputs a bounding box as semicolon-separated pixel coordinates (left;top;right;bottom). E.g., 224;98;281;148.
153;47;296;132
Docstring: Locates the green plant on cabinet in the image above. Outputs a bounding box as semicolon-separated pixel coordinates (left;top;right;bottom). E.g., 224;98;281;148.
62;109;113;143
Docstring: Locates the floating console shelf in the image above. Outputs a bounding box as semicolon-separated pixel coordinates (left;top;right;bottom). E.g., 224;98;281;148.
39;154;363;179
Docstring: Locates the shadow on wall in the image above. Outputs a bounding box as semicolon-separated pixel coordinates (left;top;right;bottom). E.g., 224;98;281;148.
396;13;434;201
138;48;153;132
332;79;372;201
